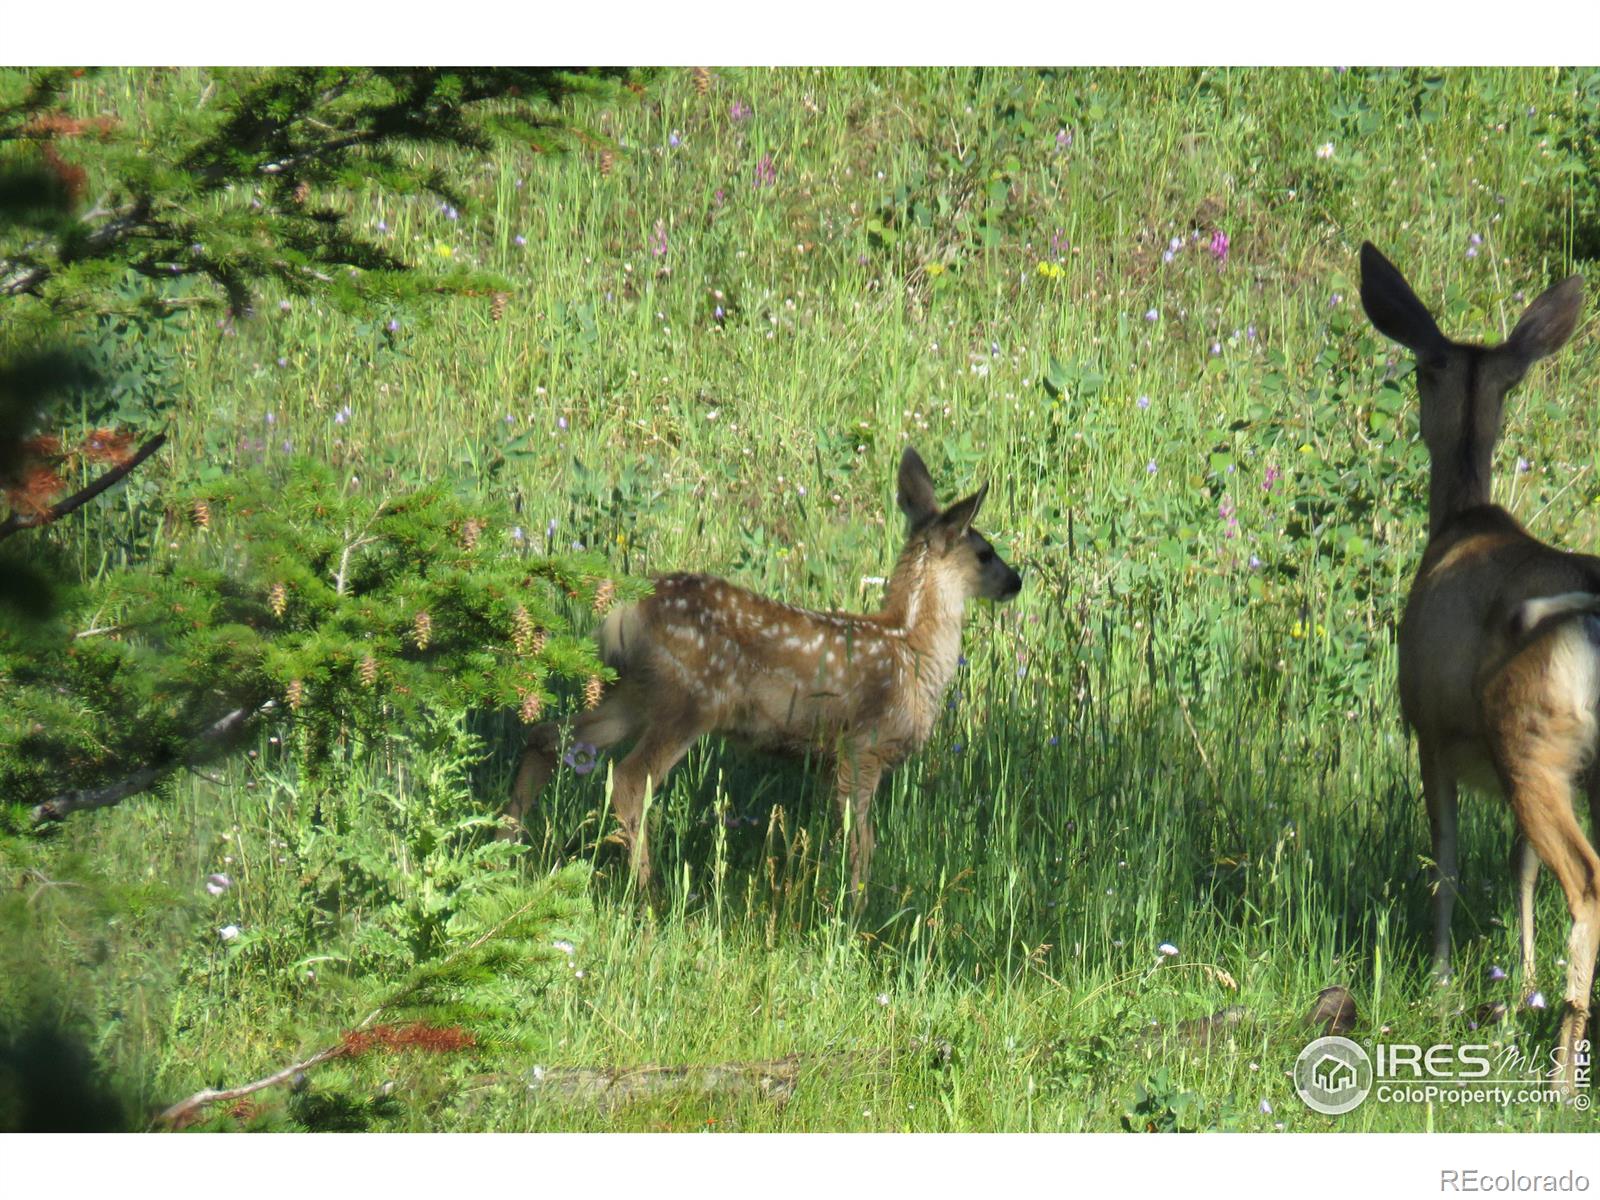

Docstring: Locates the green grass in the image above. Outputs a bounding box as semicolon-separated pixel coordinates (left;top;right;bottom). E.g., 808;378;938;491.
5;66;1600;1132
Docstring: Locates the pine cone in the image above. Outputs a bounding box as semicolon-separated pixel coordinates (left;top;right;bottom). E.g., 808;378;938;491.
691;67;711;95
268;582;288;618
413;610;433;651
286;678;305;711
189;499;212;529
359;655;379;688
583;674;603;710
519;690;543;724
592;578;616;616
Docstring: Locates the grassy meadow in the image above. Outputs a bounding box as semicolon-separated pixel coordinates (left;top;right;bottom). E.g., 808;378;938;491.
4;66;1600;1133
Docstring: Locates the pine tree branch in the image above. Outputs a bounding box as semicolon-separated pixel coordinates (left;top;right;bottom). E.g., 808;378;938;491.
156;888;551;1128
0;429;167;542
29;699;274;824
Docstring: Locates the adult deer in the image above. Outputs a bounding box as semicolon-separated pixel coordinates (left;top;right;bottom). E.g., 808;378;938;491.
507;446;1022;903
1359;241;1594;1089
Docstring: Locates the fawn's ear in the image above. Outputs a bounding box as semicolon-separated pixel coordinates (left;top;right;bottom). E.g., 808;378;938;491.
1359;242;1450;365
897;446;940;528
1504;274;1584;367
939;482;988;539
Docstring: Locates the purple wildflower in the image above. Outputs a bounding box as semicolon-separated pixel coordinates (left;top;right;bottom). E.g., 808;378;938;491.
668;130;682;148
1249;554;1262;569
334;404;351;425
387;318;400;333
1055;128;1073;152
557;415;568;431
276;356;289;369
278;299;292;312
376;220;388;233
514;234;527;247
1136;394;1151;410
1144;308;1159;322
753;153;777;189
650;219;669;258
563;741;599;775
1209;229;1230;265
1262;464;1282;492
1488;965;1508;982
1516;457;1531;473
1219;497;1239;538
1146;460;1158;476
730;100;751;123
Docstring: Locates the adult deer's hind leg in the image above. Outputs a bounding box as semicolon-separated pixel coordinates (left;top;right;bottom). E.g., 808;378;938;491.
1420;746;1462;981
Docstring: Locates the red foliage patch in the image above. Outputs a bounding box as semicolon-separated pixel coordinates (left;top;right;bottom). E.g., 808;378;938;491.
338;1022;476;1058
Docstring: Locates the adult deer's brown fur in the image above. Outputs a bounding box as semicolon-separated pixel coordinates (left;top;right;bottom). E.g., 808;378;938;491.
507;447;1022;902
1360;242;1595;1090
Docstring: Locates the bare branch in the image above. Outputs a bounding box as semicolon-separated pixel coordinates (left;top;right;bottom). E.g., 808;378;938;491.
0;430;167;543
30;700;275;824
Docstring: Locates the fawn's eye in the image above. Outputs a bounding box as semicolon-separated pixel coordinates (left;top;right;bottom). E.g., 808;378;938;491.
976;547;995;565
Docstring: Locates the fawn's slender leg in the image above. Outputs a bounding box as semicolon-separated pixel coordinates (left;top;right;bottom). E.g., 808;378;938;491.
608;711;705;891
1421;747;1461;980
1512;833;1541;988
503;688;643;837
834;744;885;908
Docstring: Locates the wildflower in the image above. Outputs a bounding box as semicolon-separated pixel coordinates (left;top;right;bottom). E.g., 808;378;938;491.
564;741;599;775
1259;1099;1273;1115
1488;965;1507;982
334;404;352;425
1246;324;1258;342
557;416;568;431
1048;736;1059;746
376;220;388;233
876;993;890;1006
1249;555;1262;569
442;204;459;221
1210;341;1222;356
1144;308;1159;322
552;940;575;957
218;925;240;942
276;357;288;369
1316;141;1335;160
1163;250;1176;264
1209;230;1230;264
1526;991;1547;1010
1055;128;1072;151
387;318;400;333
1469;232;1483;246
278;299;291;312
1329;293;1343;307
511;526;525;543
1466;245;1479;259
713;305;725;320
1157;942;1179;957
1516;457;1530;473
1136;394;1151;410
1146;460;1158;475
1262;464;1281;491
205;873;232;896
753;153;777;188
729;100;751;123
651;219;669;257
1219;497;1238;538
668;130;682;148
513;234;527;247
1170;236;1183;251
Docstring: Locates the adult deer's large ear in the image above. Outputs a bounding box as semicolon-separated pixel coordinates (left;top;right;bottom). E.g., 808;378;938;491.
1359;242;1451;366
1504;274;1584;369
897;445;939;529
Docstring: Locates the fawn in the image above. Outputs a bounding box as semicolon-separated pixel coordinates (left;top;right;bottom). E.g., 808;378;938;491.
507;446;1022;902
1359;241;1595;1090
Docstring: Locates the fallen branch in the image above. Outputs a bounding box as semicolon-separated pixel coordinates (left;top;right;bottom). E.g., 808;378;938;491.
525;1055;807;1113
30;700;274;824
0;428;168;542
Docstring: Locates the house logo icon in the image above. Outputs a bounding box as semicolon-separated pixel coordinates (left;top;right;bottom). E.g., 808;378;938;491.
1294;1036;1373;1115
